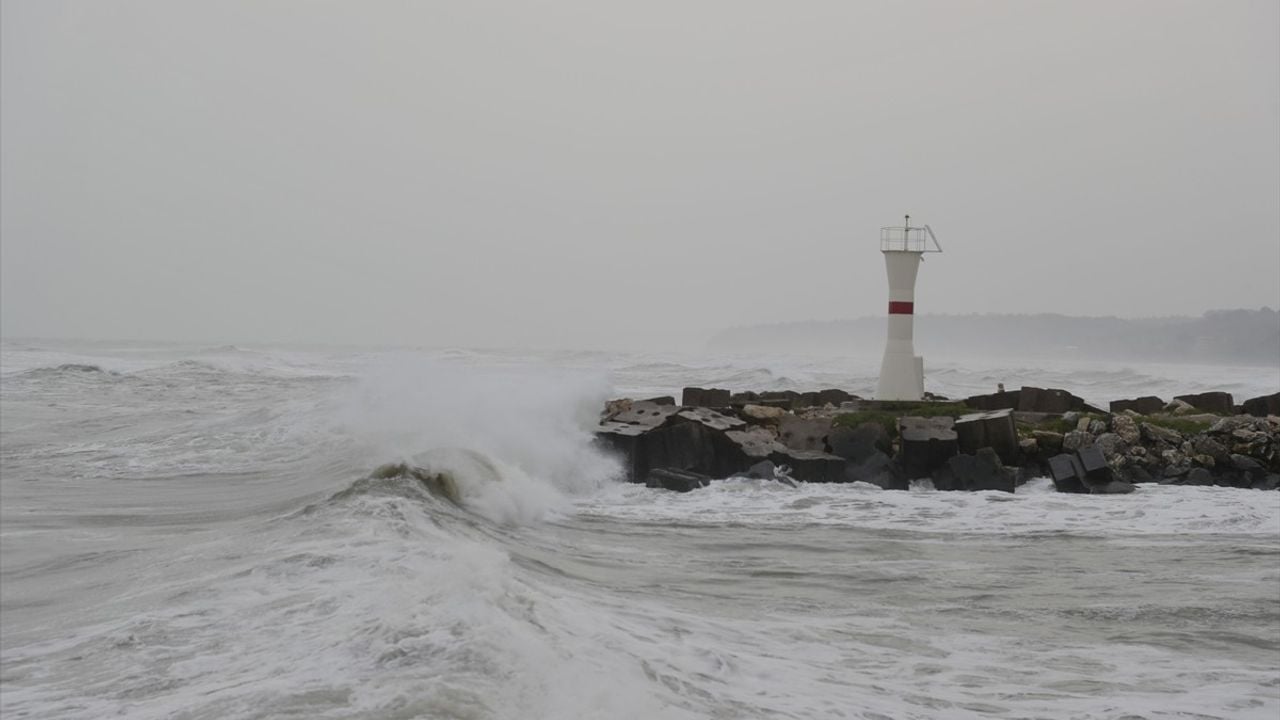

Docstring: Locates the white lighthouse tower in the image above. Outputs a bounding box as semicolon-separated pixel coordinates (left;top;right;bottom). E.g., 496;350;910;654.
875;215;941;401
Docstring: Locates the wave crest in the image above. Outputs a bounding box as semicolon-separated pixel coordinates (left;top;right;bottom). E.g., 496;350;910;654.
318;447;569;526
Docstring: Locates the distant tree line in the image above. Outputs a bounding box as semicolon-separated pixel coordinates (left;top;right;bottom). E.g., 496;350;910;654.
709;308;1280;365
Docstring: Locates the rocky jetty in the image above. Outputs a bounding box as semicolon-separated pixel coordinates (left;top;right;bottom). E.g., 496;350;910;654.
595;387;1280;493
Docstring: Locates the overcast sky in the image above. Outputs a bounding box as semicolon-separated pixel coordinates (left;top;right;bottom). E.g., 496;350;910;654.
2;1;1277;350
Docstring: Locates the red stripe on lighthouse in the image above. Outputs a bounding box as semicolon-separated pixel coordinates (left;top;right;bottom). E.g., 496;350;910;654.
888;301;914;315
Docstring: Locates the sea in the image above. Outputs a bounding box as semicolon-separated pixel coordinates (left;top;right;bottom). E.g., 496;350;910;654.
2;339;1278;720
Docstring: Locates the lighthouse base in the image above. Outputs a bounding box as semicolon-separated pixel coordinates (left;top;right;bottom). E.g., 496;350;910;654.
876;352;925;401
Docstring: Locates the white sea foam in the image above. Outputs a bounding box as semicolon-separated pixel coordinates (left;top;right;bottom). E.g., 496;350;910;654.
2;341;1278;720
580;477;1280;537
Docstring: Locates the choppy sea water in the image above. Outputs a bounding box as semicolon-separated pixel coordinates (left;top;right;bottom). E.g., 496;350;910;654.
1;340;1278;720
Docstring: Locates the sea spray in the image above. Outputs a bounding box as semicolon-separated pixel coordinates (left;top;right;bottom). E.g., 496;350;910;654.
336;356;623;522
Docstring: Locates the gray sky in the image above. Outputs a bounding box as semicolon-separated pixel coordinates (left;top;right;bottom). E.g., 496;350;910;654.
3;0;1278;350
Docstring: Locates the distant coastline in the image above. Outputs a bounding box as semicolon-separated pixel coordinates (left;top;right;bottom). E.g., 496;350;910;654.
709;308;1280;366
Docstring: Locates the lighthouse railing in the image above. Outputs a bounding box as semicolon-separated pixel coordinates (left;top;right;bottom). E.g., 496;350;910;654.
880;226;941;252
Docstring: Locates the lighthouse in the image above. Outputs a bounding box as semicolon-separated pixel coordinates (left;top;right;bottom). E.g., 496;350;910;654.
875;215;941;401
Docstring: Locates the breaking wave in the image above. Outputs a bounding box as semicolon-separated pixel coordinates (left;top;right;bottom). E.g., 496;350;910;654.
318;447;567;526
18;363;115;377
334;357;622;505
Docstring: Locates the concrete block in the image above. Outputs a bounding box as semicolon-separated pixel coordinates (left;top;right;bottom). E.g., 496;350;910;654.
964;390;1021;411
681;387;732;407
954;409;1018;465
843;451;906;490
645;468;712;492
1173;391;1234;415
638;422;716;477
828;422;892;463
1018;386;1084;414
1047;452;1088;493
612;401;681;428
677;407;746;432
818;388;854;407
931;448;1014;492
1242;392;1280;418
777;416;832;453
898;416;958;479
770;448;846;483
1109;396;1165;415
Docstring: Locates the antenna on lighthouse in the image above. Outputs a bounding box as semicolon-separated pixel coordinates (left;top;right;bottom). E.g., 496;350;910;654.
875;215;941;401
925;224;941;251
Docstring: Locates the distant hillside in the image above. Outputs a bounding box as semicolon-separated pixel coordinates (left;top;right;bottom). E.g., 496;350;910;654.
709;309;1280;365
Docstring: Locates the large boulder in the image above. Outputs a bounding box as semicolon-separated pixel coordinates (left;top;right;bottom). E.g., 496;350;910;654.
1208;415;1270;434
1220;454;1271;489
602;398;633;419
1173;391;1234;415
1254;474;1280;491
1095;432;1126;460
1032;430;1065;455
1111;415;1141;445
1241;392;1280;418
1190;435;1231;466
1110;396;1165;415
1140;422;1184;446
740;404;787;427
1181;467;1215;486
1062;430;1091;452
898;416;958;479
1161;449;1191;478
954;409;1018;465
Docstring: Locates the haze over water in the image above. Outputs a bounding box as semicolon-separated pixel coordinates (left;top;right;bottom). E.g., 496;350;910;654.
3;1;1279;350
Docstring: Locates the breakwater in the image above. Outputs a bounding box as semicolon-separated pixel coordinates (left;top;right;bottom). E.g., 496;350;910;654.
595;386;1280;493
